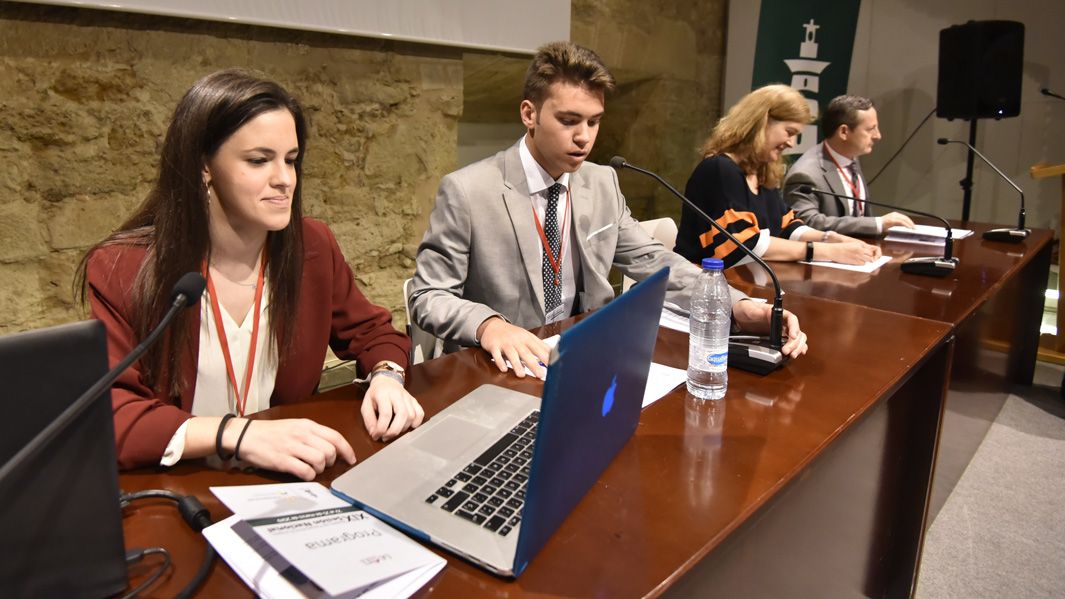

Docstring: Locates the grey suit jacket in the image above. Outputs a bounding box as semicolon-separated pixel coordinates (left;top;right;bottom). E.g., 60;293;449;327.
783;143;878;236
409;140;745;349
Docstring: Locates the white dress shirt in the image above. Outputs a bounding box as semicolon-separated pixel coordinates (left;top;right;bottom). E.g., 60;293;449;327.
519;135;581;322
160;283;279;466
824;143;882;233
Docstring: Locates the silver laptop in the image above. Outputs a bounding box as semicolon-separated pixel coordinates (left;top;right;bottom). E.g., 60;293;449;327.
332;267;670;577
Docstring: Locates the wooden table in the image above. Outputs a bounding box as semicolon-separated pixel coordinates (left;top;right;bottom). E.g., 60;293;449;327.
724;221;1052;517
120;293;951;598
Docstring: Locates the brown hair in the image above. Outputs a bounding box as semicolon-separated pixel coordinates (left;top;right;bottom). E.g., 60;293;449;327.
523;41;616;106
822;95;874;138
699;84;813;189
77;68;306;398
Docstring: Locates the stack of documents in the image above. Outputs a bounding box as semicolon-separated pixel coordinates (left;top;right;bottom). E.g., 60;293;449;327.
204;482;445;598
885;224;974;246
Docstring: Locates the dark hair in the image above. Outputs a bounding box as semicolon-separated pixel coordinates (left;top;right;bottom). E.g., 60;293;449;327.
523;41;616;106
78;68;306;398
821;95;874;139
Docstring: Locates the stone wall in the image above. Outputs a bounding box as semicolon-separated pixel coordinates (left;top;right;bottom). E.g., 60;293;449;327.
0;3;462;335
0;1;727;336
574;0;727;222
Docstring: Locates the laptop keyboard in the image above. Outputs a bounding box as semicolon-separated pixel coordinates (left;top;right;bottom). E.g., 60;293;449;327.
424;411;538;537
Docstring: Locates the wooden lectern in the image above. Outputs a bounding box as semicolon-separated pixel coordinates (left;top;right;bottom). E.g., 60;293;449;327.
1032;161;1065;358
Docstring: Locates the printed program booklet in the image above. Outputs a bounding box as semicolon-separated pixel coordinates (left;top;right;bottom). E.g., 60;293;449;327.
206;482;445;598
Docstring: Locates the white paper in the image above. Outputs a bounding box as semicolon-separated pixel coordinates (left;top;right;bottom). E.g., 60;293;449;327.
659;309;690;334
211;482;350;519
205;515;445;599
246;507;433;597
800;254;893;273
207;483;445;598
641;362;687;407
885;224;973;246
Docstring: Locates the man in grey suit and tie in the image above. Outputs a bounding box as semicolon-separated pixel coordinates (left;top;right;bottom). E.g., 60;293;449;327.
409;41;808;378
783;95;914;237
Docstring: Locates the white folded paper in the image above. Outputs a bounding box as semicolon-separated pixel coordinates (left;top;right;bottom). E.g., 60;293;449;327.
885;224;973;246
206;483;445;598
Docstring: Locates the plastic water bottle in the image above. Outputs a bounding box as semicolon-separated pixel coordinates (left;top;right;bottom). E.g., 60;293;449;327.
687;258;731;400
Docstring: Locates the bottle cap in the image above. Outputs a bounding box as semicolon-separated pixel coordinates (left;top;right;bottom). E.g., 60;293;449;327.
700;258;725;270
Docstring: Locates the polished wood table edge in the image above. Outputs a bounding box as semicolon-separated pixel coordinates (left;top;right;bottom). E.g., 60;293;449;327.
649;322;954;597
119;300;956;598
910;345;956;596
725;221;1052;328
638;302;954;596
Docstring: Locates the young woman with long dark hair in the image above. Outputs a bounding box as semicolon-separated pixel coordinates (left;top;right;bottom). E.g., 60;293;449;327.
80;69;423;480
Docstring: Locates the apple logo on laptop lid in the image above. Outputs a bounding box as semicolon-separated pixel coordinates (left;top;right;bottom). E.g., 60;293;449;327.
601;375;618;417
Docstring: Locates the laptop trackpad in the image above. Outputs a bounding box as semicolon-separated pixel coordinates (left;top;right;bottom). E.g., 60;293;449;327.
412;416;493;461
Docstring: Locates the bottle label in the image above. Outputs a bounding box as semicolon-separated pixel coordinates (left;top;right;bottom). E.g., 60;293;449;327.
706;352;727;372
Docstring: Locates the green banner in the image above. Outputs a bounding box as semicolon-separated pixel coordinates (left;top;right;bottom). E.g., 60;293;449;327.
752;0;862;156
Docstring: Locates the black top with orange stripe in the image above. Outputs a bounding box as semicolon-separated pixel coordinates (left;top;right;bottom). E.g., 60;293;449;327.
675;155;804;268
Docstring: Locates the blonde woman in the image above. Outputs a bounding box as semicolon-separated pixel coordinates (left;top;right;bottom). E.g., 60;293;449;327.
675;84;880;268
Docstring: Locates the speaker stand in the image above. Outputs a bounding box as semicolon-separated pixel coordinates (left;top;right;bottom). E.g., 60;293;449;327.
960;118;977;222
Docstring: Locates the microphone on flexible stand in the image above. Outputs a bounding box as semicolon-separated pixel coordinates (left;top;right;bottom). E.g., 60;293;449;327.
937;137;1029;242
609;156;786;375
0;272;206;485
797;185;959;277
1041;88;1065;102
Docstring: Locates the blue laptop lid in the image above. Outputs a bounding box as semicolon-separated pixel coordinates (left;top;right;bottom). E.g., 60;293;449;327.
512;266;669;576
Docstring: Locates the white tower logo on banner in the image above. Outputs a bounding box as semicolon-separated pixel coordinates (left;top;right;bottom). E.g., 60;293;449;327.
783;19;829;155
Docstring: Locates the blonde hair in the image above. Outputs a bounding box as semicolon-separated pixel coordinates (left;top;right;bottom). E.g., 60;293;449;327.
699;84;813;189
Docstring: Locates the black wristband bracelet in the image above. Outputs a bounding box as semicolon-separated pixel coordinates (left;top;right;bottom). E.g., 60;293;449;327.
233;419;253;461
805;241;815;262
215;413;236;460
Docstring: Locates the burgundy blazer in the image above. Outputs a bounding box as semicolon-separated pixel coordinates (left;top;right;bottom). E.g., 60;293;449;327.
86;218;410;469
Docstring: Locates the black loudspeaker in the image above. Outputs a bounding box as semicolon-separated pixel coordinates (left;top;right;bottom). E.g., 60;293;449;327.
937;20;1024;120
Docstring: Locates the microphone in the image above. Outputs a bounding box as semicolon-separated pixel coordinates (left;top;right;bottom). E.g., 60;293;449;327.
1042;88;1065;102
0;273;206;485
797;185;959;277
937;138;1029;243
610;156;786;375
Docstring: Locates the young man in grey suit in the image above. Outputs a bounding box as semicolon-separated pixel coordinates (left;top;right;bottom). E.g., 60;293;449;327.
409;41;808;378
783;95;914;236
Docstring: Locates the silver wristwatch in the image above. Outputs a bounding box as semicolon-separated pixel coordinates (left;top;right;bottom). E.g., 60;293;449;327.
369;360;406;385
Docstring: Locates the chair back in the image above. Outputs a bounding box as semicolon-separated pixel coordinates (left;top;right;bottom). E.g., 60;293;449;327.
622;217;679;292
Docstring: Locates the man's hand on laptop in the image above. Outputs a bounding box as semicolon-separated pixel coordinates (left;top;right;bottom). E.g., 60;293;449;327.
732;300;809;359
881;211;916;230
477;316;551;379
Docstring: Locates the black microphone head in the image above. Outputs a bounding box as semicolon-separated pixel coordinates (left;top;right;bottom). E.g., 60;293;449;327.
936;138;949;145
172;272;206;307
609;156;627;170
1042;88;1051;95
797;184;813;194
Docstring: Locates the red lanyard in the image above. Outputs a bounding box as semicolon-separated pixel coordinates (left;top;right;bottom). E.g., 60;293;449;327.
824;141;863;201
203;250;266;417
531;186;571;286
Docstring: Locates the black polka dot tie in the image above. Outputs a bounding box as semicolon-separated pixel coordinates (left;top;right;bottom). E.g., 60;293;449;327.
542;183;563;314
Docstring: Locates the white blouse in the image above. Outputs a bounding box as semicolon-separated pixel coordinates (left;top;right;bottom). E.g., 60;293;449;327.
160;283;280;466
